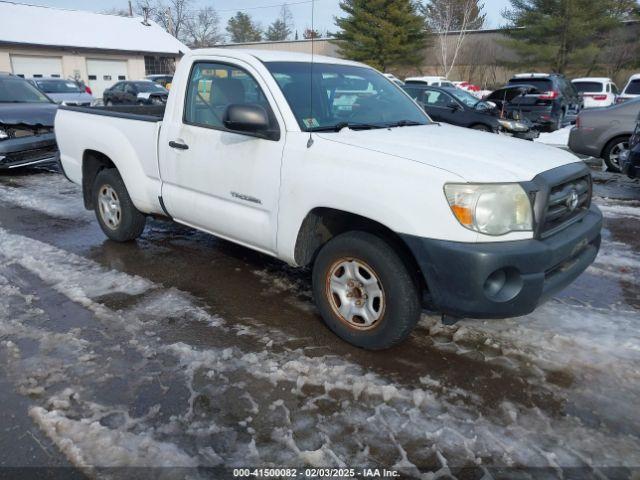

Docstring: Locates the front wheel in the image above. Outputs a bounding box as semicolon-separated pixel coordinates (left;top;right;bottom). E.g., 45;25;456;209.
602;136;629;173
312;231;422;350
92;168;146;242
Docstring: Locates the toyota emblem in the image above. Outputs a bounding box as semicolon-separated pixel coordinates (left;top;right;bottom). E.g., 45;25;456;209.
566;189;579;211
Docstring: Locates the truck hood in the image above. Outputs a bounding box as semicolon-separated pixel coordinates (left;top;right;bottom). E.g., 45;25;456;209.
0;103;58;127
318;123;580;182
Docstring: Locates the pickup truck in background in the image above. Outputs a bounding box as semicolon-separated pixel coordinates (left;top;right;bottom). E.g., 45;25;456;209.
55;49;602;350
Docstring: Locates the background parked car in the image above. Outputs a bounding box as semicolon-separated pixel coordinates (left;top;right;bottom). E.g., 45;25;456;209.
146;74;173;90
572;77;618;108
404;76;455;87
569;98;640;172
506;73;582;131
103;80;169;106
617;73;640;104
403;84;538;139
0;73;59;170
29;78;94;106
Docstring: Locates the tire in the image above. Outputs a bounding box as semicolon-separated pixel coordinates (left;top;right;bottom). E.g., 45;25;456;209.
602;136;629;173
92;168;146;242
471;124;492;132
312;231;422;350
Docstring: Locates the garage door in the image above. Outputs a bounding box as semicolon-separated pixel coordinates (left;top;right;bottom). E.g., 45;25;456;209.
10;55;62;79
86;59;128;98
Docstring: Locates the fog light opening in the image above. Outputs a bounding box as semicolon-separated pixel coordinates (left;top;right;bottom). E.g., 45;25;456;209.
483;267;523;302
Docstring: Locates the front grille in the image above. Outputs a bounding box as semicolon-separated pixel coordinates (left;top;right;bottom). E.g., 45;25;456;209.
1;145;58;166
540;174;591;237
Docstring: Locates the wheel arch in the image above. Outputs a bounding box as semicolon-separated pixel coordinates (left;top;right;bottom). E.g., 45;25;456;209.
600;134;631;159
82;150;116;209
293;207;427;291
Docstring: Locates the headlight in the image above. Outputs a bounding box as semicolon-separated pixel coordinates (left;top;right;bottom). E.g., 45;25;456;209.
497;119;529;132
444;183;533;235
0;128;8;140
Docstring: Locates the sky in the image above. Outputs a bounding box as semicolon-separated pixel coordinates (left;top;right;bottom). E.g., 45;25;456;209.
8;0;512;37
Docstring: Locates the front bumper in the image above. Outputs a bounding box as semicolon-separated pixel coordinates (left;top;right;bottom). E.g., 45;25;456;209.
402;205;602;318
0;133;59;169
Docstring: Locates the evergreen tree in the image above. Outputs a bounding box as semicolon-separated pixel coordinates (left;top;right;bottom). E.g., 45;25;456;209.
333;0;428;71
422;0;486;31
266;5;293;41
502;0;638;74
226;12;262;43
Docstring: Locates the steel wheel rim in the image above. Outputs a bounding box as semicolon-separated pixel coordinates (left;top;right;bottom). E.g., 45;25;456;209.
609;141;629;168
326;258;385;331
98;185;122;230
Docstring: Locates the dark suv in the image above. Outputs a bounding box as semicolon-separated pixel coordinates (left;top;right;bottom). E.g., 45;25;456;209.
505;74;582;132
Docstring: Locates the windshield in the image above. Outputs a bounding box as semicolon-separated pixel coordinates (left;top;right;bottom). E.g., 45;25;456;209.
265;62;430;131
34;79;83;94
446;88;480;108
625;80;640;95
0;76;52;103
134;82;168;93
573;81;604;93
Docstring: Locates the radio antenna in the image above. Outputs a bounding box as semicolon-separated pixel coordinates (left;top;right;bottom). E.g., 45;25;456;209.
306;0;315;148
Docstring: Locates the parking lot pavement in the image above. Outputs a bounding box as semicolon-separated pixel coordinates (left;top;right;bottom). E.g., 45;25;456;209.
0;166;639;479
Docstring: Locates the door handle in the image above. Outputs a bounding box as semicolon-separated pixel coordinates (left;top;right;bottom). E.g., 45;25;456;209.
169;141;189;150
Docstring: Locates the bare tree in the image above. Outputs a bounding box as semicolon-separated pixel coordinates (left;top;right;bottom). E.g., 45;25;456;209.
185;6;223;48
424;0;485;78
135;0;192;41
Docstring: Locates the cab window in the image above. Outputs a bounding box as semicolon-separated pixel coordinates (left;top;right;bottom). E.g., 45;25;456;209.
184;62;272;130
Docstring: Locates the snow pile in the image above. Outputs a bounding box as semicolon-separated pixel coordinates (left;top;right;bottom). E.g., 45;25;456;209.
535;126;572;146
30;401;197;469
0;228;153;305
0;173;89;220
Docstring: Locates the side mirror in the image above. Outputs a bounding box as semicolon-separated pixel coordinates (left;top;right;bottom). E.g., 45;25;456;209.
448;102;461;112
224;104;270;134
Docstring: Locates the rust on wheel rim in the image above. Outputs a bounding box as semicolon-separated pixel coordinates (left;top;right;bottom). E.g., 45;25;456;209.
325;258;385;331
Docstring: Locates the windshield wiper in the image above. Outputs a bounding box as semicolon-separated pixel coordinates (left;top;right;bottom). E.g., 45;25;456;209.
386;120;424;128
311;122;383;132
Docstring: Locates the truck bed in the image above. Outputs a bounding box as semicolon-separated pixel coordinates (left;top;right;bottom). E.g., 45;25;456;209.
55;104;165;215
58;104;165;122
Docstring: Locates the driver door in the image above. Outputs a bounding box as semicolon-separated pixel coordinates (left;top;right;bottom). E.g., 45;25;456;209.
158;60;285;253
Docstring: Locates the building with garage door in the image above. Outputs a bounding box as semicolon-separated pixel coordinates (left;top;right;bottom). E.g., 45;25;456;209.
0;1;188;97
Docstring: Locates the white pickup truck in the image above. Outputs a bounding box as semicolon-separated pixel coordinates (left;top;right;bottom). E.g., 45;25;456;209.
56;49;602;350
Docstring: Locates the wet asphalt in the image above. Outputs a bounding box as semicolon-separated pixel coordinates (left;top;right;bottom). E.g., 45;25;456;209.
0;162;639;479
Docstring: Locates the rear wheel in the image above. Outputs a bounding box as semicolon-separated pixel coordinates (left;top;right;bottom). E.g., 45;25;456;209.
602;136;629;173
92;168;146;242
312;231;422;350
